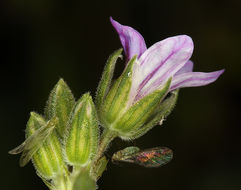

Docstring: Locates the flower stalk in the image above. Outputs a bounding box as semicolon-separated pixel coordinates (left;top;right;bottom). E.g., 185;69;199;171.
94;129;117;162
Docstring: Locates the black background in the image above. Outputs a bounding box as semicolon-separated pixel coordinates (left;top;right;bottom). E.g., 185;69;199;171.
1;0;241;190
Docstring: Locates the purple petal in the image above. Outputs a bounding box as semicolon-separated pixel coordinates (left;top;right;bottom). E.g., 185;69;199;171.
133;35;194;100
110;17;147;61
175;60;194;75
170;69;224;91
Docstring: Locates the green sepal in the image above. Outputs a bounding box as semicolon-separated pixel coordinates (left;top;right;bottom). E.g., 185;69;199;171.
100;56;136;127
73;170;96;190
156;89;179;120
25;112;64;179
96;49;123;109
128;89;179;139
64;93;99;167
90;156;108;181
45;78;75;138
113;78;172;140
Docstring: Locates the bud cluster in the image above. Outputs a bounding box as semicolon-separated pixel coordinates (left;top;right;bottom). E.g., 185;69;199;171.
9;51;178;190
9;79;100;190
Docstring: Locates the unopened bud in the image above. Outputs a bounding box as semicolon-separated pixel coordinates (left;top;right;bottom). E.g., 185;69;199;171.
45;78;75;138
25;112;64;179
64;93;99;167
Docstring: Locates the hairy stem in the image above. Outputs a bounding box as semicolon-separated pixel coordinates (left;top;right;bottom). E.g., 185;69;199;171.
95;129;117;161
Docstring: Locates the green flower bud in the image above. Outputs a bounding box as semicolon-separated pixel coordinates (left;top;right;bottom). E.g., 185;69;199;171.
25;112;64;179
45;78;75;138
64;93;99;167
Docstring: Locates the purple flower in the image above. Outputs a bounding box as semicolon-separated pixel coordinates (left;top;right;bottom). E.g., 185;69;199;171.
110;17;224;103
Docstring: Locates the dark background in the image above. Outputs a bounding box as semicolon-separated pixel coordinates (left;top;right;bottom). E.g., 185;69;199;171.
1;0;241;190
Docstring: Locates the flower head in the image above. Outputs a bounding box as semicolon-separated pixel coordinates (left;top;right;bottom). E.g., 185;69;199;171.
110;17;224;104
95;18;224;140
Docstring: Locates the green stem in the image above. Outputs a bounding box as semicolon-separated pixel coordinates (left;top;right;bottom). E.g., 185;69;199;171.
89;129;117;181
95;129;117;161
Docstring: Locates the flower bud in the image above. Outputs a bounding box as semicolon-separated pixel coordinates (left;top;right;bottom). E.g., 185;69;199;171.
25;112;64;179
45;78;75;138
64;93;99;167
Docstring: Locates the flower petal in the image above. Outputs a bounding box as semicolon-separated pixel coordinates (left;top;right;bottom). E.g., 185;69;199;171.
110;17;147;60
133;35;194;100
175;60;194;75
170;69;224;91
